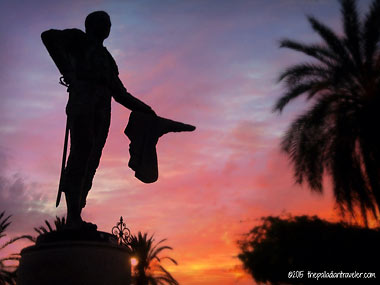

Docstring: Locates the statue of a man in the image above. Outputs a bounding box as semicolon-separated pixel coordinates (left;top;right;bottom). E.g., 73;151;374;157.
41;11;194;230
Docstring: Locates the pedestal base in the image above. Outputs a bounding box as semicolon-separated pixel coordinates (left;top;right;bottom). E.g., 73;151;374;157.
17;240;131;285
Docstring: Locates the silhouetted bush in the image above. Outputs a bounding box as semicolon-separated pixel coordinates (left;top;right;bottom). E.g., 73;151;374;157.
238;215;380;284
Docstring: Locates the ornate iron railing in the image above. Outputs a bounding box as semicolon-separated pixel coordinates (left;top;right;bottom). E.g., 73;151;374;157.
112;216;132;245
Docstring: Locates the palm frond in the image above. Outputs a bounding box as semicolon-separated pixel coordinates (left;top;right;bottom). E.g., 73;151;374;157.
0;256;20;262
278;63;329;85
147;276;159;285
0;212;34;285
307;16;350;61
0;212;11;237
159;256;178;265
0;235;35;250
54;216;66;231
279;39;337;65
156;265;179;285
45;220;53;232
363;0;380;66
341;0;362;66
274;79;331;112
149;238;168;257
34;216;66;235
282;94;354;192
34;226;48;235
358;139;380;216
155;275;179;285
150;246;173;262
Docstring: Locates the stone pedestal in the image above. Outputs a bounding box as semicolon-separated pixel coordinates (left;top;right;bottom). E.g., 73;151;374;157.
17;235;131;285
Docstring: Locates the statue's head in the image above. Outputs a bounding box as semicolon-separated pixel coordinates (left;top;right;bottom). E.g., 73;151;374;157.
85;11;111;41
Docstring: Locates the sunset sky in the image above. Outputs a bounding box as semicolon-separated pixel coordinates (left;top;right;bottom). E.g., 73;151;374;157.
0;0;374;284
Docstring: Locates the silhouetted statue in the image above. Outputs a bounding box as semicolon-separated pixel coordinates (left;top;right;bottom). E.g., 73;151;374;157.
41;11;195;230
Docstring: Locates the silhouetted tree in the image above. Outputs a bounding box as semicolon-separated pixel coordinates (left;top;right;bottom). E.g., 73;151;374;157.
238;215;380;284
275;0;380;223
34;216;66;235
0;211;33;285
129;232;178;285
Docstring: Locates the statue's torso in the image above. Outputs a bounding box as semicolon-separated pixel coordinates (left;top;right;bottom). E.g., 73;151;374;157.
61;30;118;116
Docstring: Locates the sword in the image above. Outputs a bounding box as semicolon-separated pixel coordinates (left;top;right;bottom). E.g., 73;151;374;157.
56;76;70;207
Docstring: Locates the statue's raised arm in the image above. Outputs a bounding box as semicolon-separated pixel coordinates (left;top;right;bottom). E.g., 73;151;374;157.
41;29;85;85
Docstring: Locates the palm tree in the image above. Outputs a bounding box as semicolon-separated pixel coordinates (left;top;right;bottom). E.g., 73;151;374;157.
0;211;34;285
275;0;380;224
128;232;178;285
34;216;66;235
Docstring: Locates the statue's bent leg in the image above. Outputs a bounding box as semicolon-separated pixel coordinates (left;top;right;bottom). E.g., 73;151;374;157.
80;104;111;209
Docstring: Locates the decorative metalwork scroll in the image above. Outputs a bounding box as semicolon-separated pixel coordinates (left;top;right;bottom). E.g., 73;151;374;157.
112;216;132;245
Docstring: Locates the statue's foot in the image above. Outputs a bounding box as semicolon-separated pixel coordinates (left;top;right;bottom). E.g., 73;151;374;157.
81;221;97;231
157;117;196;136
65;219;97;231
64;218;83;231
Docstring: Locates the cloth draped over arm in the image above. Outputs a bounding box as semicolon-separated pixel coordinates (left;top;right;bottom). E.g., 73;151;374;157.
124;112;195;183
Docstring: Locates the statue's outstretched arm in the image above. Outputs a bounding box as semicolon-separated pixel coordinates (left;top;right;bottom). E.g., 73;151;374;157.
112;76;156;115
